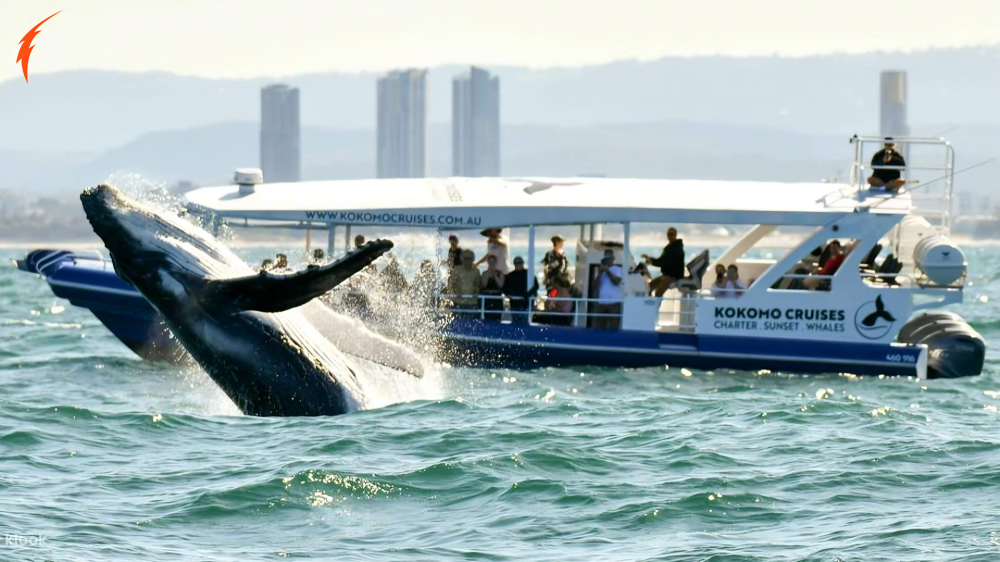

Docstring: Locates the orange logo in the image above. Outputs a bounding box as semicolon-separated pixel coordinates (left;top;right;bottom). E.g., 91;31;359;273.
17;11;61;84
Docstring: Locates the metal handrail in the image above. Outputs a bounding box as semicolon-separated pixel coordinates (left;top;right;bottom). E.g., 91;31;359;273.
439;292;696;327
34;250;108;276
865;164;949;171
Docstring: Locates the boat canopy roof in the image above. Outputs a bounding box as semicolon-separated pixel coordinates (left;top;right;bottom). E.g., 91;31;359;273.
183;177;913;229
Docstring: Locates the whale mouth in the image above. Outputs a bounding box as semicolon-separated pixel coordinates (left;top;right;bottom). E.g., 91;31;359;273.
80;184;134;234
81;183;128;210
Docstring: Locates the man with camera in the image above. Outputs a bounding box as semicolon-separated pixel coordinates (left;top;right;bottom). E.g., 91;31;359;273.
594;249;623;329
867;139;906;192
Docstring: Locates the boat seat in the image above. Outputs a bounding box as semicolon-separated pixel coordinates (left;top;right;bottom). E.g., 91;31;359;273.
772;260;810;290
860;243;882;271
674;249;709;292
873;253;902;286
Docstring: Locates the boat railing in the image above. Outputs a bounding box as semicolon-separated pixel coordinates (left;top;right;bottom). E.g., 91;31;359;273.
438;292;698;330
849;134;955;233
33;250;108;276
772;270;924;291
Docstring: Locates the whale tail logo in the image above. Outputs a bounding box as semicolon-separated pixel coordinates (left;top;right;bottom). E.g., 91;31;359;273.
861;295;896;327
854;295;897;340
16;11;61;84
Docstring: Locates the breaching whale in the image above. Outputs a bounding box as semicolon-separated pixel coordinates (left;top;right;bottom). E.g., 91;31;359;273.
80;183;421;416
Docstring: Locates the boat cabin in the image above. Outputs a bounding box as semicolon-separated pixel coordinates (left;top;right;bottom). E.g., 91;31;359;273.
183;135;966;350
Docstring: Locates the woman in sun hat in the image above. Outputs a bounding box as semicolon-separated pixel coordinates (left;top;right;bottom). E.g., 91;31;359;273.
475;227;511;274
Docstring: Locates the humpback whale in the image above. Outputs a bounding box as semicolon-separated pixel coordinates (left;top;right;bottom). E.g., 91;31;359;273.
80;184;420;416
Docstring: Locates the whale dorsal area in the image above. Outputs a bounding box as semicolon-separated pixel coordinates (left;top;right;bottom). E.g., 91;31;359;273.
202;239;393;314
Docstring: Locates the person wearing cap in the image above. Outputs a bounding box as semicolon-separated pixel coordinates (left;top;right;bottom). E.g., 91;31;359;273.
867;140;906;191
542;234;570;289
272;253;290;273
449;249;481;314
594;249;623;329
503;256;539;323
475;228;511;274
446;234;463;268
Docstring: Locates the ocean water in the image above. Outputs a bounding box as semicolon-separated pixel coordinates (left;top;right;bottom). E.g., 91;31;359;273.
2;246;1000;561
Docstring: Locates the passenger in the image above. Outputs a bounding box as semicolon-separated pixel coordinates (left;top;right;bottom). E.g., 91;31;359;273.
479;254;506;321
804;240;844;291
260;258;274;272
867;140;906;191
476;228;511;274
723;264;747;297
311;248;325;264
542;235;570;288
342;275;373;320
709;264;728;295
535;275;574;326
446;234;463;268
273;253;289;272
818;242;833;268
503;256;540;323
354;235;366;249
594;249;624;329
411;259;437;310
642;227;685;297
448;249;481;315
379;254;409;293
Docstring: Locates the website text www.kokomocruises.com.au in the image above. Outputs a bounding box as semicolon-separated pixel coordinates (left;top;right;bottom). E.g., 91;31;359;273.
303;210;483;227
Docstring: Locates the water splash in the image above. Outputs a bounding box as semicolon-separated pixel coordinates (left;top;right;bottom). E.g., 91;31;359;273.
102;171;235;242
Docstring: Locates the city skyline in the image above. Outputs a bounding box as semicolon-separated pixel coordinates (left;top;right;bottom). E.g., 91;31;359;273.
259;84;301;183
377;69;428;179
452;67;500;177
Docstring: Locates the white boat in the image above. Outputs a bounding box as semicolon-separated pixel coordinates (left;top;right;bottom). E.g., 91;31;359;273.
16;135;984;378
177;135;983;379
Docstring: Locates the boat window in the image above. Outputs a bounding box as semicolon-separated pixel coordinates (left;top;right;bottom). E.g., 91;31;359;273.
771;238;864;291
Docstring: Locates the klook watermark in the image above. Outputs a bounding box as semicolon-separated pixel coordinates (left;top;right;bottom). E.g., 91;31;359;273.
4;534;47;548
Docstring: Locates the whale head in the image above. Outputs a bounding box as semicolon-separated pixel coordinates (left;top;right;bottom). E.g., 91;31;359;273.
80;183;245;296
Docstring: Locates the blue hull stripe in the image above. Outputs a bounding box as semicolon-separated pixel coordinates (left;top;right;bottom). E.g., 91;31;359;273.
23;253;924;375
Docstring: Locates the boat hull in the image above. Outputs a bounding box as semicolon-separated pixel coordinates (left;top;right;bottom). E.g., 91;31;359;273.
15;250;939;377
438;317;929;378
16;250;186;363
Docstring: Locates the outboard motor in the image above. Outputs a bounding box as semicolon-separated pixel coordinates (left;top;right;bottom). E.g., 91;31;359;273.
897;311;985;378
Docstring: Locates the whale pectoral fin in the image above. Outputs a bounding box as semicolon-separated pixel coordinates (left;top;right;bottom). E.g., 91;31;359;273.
203;239;393;313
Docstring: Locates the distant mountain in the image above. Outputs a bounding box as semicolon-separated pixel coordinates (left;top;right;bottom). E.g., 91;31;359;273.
4;47;1000;154
0;120;831;192
3;118;998;199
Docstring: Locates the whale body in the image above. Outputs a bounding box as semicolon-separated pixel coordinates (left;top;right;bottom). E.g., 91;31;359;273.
80;183;419;416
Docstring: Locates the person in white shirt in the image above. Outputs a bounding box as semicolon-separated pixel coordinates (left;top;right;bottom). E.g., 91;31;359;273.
712;264;747;298
726;264;747;297
475;228;511;274
594;249;623;329
709;264;727;295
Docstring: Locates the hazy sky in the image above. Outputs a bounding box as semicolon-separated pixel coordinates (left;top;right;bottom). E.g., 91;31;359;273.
3;0;999;82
